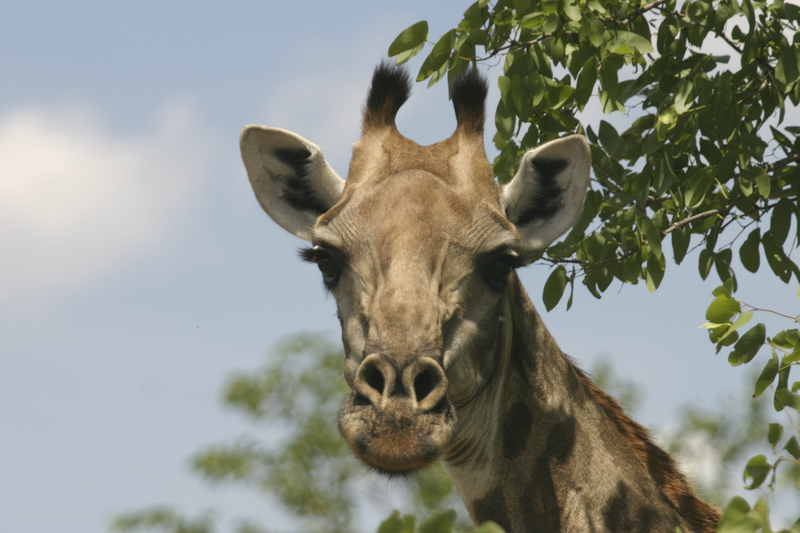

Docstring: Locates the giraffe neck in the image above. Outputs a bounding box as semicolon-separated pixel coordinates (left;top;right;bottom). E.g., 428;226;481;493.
442;276;718;533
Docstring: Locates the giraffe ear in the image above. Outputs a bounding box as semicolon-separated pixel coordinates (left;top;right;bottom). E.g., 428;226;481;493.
501;135;591;251
240;125;345;241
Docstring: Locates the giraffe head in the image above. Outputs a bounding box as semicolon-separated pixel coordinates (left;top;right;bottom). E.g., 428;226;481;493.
241;63;590;476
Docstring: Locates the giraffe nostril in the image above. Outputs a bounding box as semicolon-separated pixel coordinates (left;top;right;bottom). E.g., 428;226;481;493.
363;363;385;395
413;368;435;402
404;357;448;411
354;354;393;407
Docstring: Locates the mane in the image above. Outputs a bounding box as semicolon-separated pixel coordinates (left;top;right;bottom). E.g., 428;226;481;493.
362;61;412;131
574;365;721;533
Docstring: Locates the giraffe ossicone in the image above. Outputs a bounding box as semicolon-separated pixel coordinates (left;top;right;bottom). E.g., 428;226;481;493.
241;62;719;533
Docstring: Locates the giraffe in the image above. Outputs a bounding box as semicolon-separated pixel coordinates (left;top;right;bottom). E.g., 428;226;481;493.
240;63;720;533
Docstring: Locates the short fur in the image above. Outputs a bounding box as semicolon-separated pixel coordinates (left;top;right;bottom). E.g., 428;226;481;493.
578;372;720;533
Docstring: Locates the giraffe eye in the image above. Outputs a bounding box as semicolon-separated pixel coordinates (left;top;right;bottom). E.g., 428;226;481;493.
480;252;525;293
300;246;342;288
483;257;515;292
315;252;341;284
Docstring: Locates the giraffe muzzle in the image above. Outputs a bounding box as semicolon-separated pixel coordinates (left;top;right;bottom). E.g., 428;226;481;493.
338;353;457;475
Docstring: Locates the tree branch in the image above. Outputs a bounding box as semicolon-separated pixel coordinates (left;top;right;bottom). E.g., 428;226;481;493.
598;0;669;26
661;194;744;237
763;152;800;173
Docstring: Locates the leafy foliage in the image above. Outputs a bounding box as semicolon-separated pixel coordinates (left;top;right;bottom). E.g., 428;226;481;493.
112;506;218;533
699;282;800;532
389;0;800;305
665;381;769;505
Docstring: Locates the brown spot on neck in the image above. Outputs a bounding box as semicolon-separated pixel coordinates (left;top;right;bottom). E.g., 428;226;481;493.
575;367;721;532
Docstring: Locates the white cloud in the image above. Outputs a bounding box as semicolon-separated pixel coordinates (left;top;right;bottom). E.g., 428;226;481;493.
0;98;214;309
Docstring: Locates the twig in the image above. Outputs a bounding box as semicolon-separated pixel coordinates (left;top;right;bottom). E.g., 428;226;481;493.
740;302;800;323
660;195;743;237
598;0;669;25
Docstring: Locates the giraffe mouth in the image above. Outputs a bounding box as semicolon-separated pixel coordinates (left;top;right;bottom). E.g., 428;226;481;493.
338;394;457;476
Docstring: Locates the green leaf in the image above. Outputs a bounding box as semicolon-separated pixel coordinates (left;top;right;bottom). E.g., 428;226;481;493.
699;248;713;280
520;13;546;29
718;497;759;533
377;511;415;533
607;30;654;55
560;0;581;20
743;454;771;489
495;99;515;141
673;80;694;114
706;294;741;323
714;1;736;32
717;329;739;349
713;280;734;298
656;106;677;140
729;323;766;366
474;521;507;533
776;389;800;414
575;56;598;109
717;309;752;347
598;120;620;155
785;436;800;459
714;248;735;287
395;43;426;66
511;74;526;114
714;94;735;140
653;157;675;196
775;45;800;85
427;59;449;87
768;423;783;445
741;0;755;32
418;509;457;533
599;56;624;113
513;0;531;13
671;227;690;264
761;232;796;283
498;75;511;102
417;30;455;81
580;12;605;47
739;229;761;273
543;266;567;311
770;198;792;247
730;310;753;333
646;256;665;292
388;21;429;58
773;329;800;349
639;216;662;261
752;167;771;199
545;85;575;108
704;322;732;345
684;167;715;209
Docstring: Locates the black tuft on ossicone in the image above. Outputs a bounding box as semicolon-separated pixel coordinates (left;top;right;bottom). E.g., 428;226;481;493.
363;61;412;129
451;67;488;133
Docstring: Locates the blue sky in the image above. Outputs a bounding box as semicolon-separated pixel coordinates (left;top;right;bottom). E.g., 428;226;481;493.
1;1;798;532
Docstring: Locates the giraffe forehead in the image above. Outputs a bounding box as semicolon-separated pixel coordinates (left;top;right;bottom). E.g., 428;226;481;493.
316;169;516;256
